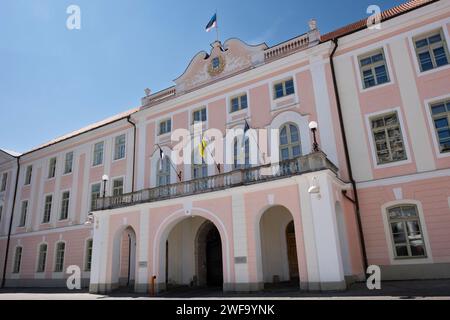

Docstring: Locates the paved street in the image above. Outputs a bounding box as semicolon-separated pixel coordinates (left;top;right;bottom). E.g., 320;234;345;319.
0;279;450;300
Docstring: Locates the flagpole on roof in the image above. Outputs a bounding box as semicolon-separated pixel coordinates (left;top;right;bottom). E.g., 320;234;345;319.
215;9;219;43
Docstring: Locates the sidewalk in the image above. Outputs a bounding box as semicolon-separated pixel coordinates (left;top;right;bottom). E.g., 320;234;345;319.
0;279;449;300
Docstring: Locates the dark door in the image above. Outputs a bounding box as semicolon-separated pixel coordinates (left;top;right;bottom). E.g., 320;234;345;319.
286;221;299;281
206;227;223;287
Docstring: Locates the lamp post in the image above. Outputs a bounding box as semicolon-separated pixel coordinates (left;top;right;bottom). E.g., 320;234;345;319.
102;174;109;198
309;121;319;152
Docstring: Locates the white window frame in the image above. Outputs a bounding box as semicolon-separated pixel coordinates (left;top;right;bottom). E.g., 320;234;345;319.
113;134;127;161
24;165;32;185
84;238;93;272
424;93;450;159
42;193;53;224
158;118;172;136
59;190;70;221
351;43;395;93
357;47;392;90
407;22;450;77
53;241;66;273
111;176;125;196
18;200;28;228
92;141;105;167
269;73;299;112
63;151;74;175
48;157;57;179
0;172;7;192
364;107;412;169
90;182;102;212
380;200;433;265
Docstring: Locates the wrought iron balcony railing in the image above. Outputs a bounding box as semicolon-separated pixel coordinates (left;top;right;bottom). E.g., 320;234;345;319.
94;151;338;211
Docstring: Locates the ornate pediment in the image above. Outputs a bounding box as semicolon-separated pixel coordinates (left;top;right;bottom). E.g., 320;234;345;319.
174;39;267;93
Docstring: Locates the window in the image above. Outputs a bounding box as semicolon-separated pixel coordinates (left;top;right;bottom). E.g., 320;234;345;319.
85;239;93;271
64;152;74;174
159;119;172;135
192;153;208;190
212;57;220;70
414;29;449;72
48;157;57;179
114;134;126;160
388;205;426;259
233;138;250;169
90;183;101;211
112;178;124;196
230;94;248;113
43;195;52;223
279;123;301;161
274;78;295;99
93;142;104;166
359;49;390;89
157;157;171;187
0;205;3;224
192;108;207;124
13;246;22;274
25;165;32;185
1;172;7;192
19;201;28;227
370;112;407;164
54;242;65;272
60;191;70;220
429;99;450;153
37;243;47;273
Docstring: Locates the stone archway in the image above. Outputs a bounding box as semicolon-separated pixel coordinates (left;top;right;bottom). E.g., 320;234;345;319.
259;205;300;288
111;226;137;291
162;216;224;291
195;221;223;287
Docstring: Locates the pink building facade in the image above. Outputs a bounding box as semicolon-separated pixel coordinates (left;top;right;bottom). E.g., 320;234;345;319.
0;0;449;294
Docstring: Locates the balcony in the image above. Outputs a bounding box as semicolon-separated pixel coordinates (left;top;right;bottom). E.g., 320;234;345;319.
94;151;338;211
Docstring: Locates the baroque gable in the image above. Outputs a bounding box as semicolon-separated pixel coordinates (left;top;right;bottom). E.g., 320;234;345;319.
174;39;268;93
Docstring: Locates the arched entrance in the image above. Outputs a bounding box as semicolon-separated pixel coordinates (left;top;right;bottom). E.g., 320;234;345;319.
164;217;224;290
259;205;300;288
111;226;137;291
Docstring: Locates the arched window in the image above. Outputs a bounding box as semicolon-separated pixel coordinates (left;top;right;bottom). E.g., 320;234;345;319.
233;138;250;169
279;123;301;161
54;242;66;272
157;157;171;187
37;243;47;273
387;205;426;259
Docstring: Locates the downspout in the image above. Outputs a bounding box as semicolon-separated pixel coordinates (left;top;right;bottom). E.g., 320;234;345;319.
329;38;368;273
126;116;137;193
1;155;20;288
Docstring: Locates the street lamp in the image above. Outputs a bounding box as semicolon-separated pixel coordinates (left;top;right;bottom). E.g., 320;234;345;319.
308;121;319;152
102;174;109;198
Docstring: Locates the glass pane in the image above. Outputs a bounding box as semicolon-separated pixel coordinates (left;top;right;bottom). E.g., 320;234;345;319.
419;51;434;71
275;83;284;98
240;95;248;108
363;69;375;88
411;244;426;256
415;38;428;48
431;104;446;115
285;79;295;95
433;47;448;67
395;245;409;257
360;57;372;66
390;222;405;233
289;124;299;142
280;127;288;145
281;148;289;161
434;117;449;129
375;65;388;84
406;220;420;234
371;53;384;62
292;146;301;157
428;33;442;44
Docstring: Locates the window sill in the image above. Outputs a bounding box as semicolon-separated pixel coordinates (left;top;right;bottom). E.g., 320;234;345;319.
416;63;450;77
360;80;394;93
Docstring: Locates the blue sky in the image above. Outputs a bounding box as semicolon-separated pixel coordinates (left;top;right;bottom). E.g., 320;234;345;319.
0;0;403;153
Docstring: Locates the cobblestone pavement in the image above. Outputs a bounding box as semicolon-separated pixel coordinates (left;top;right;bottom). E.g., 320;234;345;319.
0;279;449;300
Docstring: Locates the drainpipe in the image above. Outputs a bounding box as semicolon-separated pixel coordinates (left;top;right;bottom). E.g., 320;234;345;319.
1;155;20;288
126;116;137;193
329;38;368;273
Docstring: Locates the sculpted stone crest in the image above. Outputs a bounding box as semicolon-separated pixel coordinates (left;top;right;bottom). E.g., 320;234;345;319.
207;55;226;77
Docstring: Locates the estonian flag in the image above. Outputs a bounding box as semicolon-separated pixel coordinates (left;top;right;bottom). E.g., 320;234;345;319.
205;13;217;32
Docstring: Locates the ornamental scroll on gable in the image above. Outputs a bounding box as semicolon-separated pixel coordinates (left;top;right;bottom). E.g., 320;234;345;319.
174;39;267;93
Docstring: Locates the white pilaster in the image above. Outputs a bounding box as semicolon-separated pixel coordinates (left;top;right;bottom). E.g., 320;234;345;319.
231;193;249;286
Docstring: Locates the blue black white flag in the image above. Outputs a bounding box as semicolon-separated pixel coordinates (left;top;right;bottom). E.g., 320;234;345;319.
205;13;217;32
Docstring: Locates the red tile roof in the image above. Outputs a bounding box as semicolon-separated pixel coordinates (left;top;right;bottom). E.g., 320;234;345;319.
321;0;438;42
